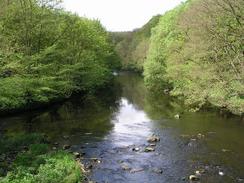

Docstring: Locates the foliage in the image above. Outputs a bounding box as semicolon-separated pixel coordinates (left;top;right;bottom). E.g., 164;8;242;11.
0;0;119;112
0;134;83;183
1;151;82;183
144;0;244;115
111;15;161;71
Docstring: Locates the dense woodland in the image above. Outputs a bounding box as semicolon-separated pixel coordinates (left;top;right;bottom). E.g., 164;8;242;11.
110;15;160;72
0;0;119;113
113;0;244;115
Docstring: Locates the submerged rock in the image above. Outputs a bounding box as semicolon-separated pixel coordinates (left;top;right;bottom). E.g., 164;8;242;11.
121;163;131;171
222;149;230;153
130;168;144;173
189;175;200;181
152;168;163;174
63;135;69;139
180;134;190;138
86;164;93;169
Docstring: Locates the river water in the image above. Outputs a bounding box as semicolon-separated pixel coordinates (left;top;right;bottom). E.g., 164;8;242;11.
0;72;243;183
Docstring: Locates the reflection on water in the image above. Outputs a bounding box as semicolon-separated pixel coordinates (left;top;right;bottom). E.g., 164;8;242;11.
0;72;244;183
110;98;151;146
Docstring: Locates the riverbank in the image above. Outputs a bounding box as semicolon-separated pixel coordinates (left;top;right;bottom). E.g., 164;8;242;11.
0;133;85;183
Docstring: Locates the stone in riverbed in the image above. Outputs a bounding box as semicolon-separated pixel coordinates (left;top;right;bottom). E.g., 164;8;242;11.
86;164;93;169
222;149;230;153
63;135;69;139
174;114;180;119
130;168;144;173
63;144;71;150
147;136;160;143
195;169;205;176
189;175;200;181
121;163;131;171
152;168;163;174
218;171;224;176
181;177;186;181
132;147;140;152
73;152;81;158
197;133;205;139
144;147;155;152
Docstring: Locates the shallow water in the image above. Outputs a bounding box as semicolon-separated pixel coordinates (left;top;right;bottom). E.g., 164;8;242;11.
0;72;243;183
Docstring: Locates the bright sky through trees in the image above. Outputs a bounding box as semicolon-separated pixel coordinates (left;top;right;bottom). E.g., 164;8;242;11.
62;0;186;31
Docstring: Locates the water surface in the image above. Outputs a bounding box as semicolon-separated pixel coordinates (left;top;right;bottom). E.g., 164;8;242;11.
0;72;243;183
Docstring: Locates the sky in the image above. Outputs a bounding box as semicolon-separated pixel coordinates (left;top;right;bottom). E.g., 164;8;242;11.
62;0;185;32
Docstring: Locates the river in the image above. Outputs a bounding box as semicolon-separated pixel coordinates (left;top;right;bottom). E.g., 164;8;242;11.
0;72;243;183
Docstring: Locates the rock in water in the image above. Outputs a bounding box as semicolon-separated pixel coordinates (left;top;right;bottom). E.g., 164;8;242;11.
197;133;205;139
121;163;131;171
130;168;144;173
189;175;200;181
219;171;224;176
144;147;155;152
147;136;160;143
73;152;80;158
63;135;69;139
63;144;71;150
132;147;140;152
152;168;163;174
174;114;180;119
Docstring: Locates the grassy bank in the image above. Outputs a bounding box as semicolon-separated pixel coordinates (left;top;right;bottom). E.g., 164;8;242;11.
0;134;84;183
